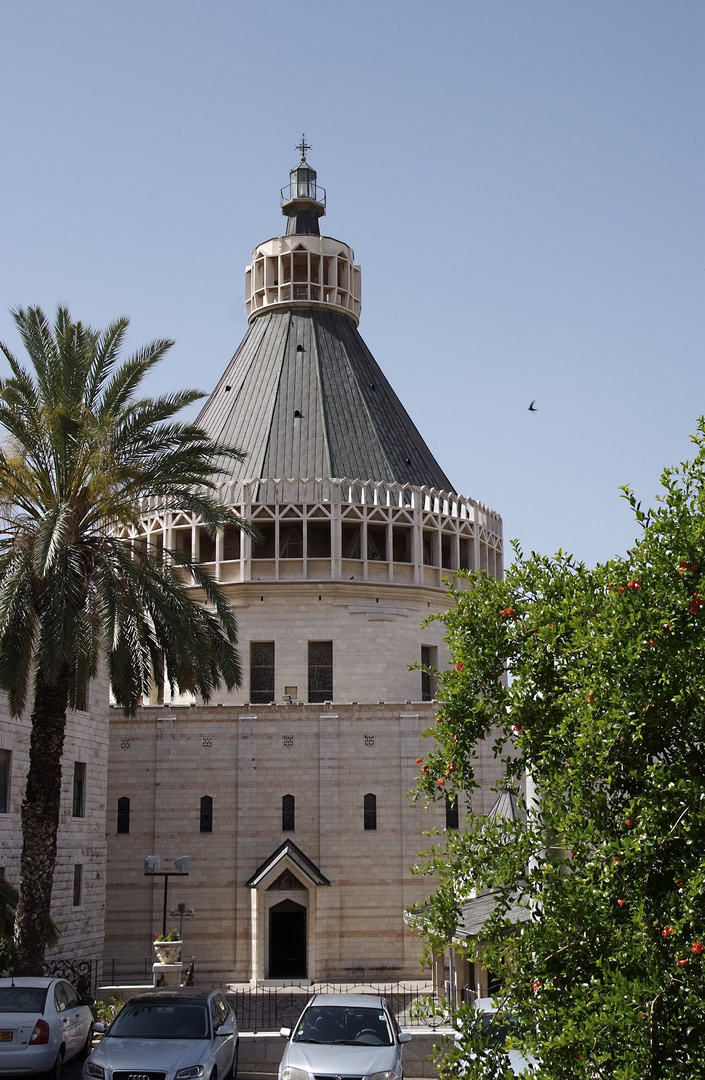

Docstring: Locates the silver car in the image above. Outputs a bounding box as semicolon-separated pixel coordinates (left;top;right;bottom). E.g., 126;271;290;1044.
83;986;238;1080
0;975;94;1078
458;997;537;1077
279;993;411;1080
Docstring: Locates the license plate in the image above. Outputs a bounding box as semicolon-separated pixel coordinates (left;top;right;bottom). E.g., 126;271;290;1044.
0;1032;12;1042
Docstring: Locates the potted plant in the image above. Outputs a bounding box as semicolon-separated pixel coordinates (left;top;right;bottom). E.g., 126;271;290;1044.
153;928;182;964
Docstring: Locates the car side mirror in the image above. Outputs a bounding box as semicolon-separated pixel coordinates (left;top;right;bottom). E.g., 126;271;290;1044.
217;1021;235;1037
398;1032;412;1043
280;1027;292;1038
81;995;96;1007
93;1021;107;1034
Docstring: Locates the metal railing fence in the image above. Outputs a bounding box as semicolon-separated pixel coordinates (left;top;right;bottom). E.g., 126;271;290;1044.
97;962;445;1032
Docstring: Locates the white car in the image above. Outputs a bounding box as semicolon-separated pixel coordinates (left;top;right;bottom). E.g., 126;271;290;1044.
83;986;238;1080
278;993;411;1080
0;975;94;1078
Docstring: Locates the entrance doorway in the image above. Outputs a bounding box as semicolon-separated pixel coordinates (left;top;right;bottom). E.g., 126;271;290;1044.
269;899;307;978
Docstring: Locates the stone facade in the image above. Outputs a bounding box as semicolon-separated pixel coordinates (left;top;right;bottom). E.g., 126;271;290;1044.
0;669;109;968
104;696;505;984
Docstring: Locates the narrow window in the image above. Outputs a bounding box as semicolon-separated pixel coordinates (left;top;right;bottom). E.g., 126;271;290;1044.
0;750;9;813
117;797;130;834
341;523;361;560
282;794;295;832
198;527;216;563
280;524;304;559
307;523;331;558
250;641;275;704
367;525;387;561
252;521;275;559
364;793;377;831
445;794;459;830
73;864;83;906
308;641;333;703
421;645;438;702
200;795;213;833
76;682;89;712
223;525;241;561
72;762;86;818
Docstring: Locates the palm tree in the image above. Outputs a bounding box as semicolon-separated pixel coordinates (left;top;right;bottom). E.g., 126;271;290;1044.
0;304;250;974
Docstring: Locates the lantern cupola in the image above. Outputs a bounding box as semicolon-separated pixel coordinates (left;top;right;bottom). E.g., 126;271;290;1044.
281;136;326;236
245;137;361;324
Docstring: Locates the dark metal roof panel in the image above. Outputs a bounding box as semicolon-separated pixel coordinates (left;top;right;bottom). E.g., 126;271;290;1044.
197;308;455;491
262;314;331;479
314;311;453;489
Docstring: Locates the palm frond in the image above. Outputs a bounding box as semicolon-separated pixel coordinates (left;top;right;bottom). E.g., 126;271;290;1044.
0;302;248;717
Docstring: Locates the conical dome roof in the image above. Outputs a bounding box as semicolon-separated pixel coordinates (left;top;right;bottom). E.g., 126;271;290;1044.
198;307;454;490
197;152;454;492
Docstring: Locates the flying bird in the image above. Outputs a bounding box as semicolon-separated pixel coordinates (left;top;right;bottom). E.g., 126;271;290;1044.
528;400;537;412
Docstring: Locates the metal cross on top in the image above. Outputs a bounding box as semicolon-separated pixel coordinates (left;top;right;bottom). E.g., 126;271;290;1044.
296;134;312;161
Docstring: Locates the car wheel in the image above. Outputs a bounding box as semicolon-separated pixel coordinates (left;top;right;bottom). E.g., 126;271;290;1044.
77;1025;94;1061
45;1045;65;1080
231;1038;239;1080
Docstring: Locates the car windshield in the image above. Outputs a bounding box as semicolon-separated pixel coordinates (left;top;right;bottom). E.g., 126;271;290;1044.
108;1002;209;1039
0;987;48;1013
294;1005;393;1045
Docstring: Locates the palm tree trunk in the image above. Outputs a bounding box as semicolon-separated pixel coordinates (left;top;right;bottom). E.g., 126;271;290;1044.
14;669;70;974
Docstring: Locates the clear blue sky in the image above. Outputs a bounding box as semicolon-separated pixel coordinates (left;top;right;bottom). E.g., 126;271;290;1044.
1;1;702;568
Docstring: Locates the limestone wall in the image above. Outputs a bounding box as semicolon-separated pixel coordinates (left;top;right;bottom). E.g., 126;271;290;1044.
104;701;506;984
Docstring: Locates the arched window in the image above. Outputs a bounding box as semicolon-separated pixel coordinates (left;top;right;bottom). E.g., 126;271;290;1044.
117;796;130;834
200;795;213;833
282;794;295;832
364;793;377;831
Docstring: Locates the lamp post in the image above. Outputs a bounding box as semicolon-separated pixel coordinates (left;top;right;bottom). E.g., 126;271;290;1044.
144;856;190;936
169;901;195;940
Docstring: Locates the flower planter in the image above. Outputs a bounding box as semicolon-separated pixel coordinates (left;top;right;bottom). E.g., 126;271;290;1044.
153;939;182;964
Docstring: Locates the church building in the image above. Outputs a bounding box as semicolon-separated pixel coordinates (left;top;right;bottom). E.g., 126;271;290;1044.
102;145;504;984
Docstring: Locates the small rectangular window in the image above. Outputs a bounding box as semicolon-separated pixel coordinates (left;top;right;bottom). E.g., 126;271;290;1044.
223;525;241;561
342;523;361;560
72;762;86;818
367;524;387;562
198;527;216;563
423;530;436;566
76;682;89;712
173;528;192;559
280;524;304;559
73;864;83;906
421;645;438;702
308;641;333;703
250;641;275;704
252;522;275;559
445;793;459;830
307;523;331;558
392;527;411;563
364;793;377;831
0;750;9;813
